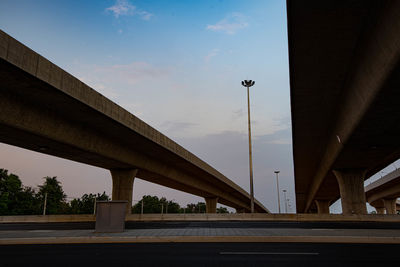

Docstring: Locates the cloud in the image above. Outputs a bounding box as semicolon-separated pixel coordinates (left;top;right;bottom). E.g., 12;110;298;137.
136;10;153;21
72;61;169;102
206;13;248;35
93;61;169;85
233;109;245;119
273;115;291;128
204;49;219;62
106;0;153;20
161;121;197;133
106;0;135;18
256;128;292;145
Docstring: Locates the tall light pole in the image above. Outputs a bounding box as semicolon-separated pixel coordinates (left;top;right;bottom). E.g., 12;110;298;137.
283;189;287;213
275;171;281;213
241;80;255;213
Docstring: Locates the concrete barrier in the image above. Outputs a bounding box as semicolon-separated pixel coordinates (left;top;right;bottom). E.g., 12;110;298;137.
0;214;95;223
125;213;400;222
1;213;399;223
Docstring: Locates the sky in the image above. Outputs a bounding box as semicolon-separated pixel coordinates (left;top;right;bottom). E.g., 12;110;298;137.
0;0;317;213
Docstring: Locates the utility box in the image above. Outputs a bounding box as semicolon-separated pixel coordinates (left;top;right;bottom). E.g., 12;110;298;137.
95;201;127;233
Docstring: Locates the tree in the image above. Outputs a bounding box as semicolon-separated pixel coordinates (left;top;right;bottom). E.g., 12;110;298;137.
0;169;39;215
164;198;180;213
37;176;67;214
131;195;181;214
183;202;206;213
69;192;110;214
217;207;229;213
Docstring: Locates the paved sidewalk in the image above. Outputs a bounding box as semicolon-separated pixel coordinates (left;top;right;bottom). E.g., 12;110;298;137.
2;227;400;244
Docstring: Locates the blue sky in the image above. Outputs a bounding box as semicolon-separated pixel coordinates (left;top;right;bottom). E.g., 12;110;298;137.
0;0;295;212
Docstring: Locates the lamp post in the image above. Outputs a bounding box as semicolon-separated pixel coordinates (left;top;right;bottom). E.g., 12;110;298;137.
283;189;287;213
241;80;255;213
275;171;280;213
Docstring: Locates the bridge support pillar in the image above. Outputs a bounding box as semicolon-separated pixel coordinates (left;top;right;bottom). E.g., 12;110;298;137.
315;200;331;214
370;200;385;214
384;198;397;214
333;169;367;215
375;207;385;214
235;208;246;213
205;197;218;213
110;169;138;214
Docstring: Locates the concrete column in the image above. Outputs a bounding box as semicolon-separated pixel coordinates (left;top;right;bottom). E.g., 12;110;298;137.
235;208;246;213
110;169;138;214
384;198;397;215
205;197;218;213
333;169;367;215
370;200;385;214
375;207;385;214
315;200;331;214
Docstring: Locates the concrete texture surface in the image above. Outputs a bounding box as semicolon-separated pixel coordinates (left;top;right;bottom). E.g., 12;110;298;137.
366;168;400;214
2;227;400;245
1;213;400;223
288;0;400;213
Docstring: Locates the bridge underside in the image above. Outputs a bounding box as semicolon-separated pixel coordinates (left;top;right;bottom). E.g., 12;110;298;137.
288;0;400;213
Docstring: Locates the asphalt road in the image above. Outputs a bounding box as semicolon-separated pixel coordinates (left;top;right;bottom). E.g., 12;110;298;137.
2;220;400;230
1;242;399;266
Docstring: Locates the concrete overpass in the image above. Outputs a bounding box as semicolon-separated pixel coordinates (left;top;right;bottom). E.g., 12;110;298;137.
288;0;400;214
0;30;269;214
366;168;400;214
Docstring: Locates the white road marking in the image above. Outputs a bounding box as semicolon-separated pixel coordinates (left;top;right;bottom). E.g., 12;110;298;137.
220;252;319;256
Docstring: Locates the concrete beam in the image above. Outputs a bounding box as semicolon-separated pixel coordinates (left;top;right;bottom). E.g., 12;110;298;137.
205;197;218;213
367;182;400;205
315;200;330;214
333;169;367;215
110;169;138;214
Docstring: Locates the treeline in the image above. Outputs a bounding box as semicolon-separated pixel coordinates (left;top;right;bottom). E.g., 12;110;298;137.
0;169;229;215
0;169;109;215
131;195;229;214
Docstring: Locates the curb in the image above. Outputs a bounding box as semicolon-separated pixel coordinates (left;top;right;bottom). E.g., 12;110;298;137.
2;235;400;245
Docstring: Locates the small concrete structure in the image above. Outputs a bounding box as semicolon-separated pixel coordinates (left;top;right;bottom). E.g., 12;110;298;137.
95;201;127;233
0;30;269;214
366;168;400;214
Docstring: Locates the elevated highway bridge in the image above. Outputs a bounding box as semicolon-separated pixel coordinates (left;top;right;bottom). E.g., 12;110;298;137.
0;30;268;214
288;0;400;214
366;168;400;214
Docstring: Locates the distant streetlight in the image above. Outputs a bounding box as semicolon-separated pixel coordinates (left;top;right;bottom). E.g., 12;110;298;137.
275;171;280;213
283;189;287;213
241;79;256;213
43;193;48;215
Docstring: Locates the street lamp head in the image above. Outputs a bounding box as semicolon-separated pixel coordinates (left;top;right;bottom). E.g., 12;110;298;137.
241;80;255;87
274;171;280;174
